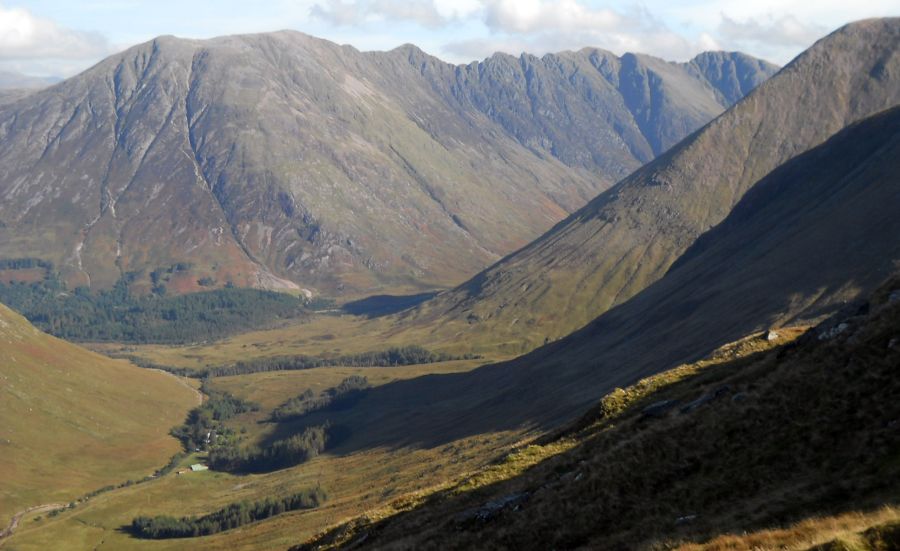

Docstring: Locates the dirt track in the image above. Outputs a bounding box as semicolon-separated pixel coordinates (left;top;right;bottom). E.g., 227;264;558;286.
0;503;65;547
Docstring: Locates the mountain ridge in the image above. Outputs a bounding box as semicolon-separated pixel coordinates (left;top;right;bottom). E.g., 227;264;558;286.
399;18;900;352
0;32;776;296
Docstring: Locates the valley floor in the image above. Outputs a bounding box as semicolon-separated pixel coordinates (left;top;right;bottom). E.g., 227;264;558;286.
3;358;526;550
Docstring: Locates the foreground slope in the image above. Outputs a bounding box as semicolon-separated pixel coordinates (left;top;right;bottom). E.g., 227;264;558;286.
0;33;774;295
402;18;900;351
303;275;900;550
0;303;197;526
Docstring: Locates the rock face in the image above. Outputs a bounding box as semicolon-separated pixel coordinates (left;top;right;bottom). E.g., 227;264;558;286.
0;33;776;295
404;19;900;350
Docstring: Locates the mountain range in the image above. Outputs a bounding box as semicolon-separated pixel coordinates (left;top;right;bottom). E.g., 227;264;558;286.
401;18;900;352
0;34;775;295
300;18;900;446
1;17;898;551
0;70;60;91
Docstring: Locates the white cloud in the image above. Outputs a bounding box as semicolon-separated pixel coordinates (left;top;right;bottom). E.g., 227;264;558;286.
309;0;365;26
311;0;454;28
0;3;111;61
482;0;620;34
708;14;830;64
442;2;709;63
718;14;827;47
433;0;481;20
305;0;886;64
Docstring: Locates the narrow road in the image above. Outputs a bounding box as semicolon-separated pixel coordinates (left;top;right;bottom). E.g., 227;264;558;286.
0;503;65;547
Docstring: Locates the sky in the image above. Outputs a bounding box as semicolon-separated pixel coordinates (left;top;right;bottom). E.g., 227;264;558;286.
0;0;897;78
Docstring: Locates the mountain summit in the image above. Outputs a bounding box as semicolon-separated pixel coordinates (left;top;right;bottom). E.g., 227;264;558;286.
0;33;775;295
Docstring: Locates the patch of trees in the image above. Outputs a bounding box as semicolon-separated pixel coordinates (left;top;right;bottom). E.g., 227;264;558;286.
0;257;53;271
170;380;259;452
208;423;331;473
271;376;370;422
130;489;326;539
0;271;306;344
202;346;478;377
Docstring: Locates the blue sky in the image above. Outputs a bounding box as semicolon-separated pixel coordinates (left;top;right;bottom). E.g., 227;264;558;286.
1;0;897;77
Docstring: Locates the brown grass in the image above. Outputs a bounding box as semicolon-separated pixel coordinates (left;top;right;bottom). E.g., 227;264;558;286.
0;304;197;527
675;507;900;551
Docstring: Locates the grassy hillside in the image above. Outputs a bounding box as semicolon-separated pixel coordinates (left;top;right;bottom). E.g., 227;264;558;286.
0;303;198;527
2;359;527;550
298;276;900;549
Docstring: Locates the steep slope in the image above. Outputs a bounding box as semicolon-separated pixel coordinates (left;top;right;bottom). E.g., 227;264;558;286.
0;33;774;296
512;102;900;414
403;18;900;351
301;275;900;550
0;303;197;526
294;102;900;457
686;51;777;105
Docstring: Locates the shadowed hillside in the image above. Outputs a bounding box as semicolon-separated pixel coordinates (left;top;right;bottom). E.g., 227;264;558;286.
401;18;900;352
291;101;900;454
299;274;900;550
0;33;774;296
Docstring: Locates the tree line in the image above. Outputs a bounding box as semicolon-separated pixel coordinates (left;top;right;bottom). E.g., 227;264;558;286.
130;489;326;539
170;380;259;452
208;423;331;473
200;346;478;378
271;376;370;422
0;266;306;344
0;258;53;271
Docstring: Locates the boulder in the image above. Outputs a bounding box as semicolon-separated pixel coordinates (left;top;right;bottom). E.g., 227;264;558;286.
456;492;530;524
680;385;731;413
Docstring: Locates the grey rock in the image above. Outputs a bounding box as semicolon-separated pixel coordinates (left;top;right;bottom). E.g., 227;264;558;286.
680;385;731;413
819;322;850;341
456;492;529;524
674;514;698;526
